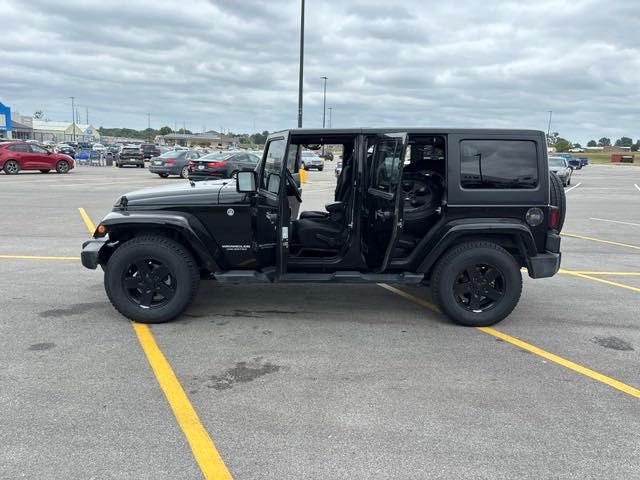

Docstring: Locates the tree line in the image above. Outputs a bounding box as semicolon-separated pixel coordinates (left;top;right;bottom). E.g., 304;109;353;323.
547;132;640;152
95;126;271;145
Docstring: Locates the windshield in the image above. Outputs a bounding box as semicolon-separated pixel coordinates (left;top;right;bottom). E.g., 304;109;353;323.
159;151;184;158
200;152;233;161
549;157;566;167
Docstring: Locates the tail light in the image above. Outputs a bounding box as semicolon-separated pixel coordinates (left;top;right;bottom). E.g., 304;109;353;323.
207;161;226;168
188;160;195;166
548;206;559;229
165;159;175;165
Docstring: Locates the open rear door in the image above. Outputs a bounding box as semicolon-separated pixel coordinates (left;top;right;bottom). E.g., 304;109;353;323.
366;132;408;272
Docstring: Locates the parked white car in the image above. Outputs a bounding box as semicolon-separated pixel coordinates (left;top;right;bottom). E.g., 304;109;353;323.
568;147;584;153
92;143;106;152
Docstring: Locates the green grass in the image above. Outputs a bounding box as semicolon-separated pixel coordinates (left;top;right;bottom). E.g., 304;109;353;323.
564;152;638;165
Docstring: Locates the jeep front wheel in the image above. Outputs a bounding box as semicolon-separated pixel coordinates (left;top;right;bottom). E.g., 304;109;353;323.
104;236;199;323
431;242;522;327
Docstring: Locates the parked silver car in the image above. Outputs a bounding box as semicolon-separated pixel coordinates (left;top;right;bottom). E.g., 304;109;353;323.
301;150;324;171
548;156;572;187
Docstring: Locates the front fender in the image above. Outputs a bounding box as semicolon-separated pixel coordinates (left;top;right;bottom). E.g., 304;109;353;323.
99;211;221;271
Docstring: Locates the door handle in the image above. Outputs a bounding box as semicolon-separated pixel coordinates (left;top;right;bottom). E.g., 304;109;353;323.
266;212;278;224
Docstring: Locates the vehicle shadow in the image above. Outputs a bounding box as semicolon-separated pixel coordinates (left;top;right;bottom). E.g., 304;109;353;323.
181;282;449;327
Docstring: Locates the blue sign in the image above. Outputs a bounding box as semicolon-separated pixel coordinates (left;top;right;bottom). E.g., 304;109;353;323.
0;102;10;132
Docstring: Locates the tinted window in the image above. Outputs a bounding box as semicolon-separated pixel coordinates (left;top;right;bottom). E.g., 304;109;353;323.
248;154;261;164
201;152;233;161
9;143;29;152
371;139;404;192
30;145;48;154
460;140;538;189
261;139;285;193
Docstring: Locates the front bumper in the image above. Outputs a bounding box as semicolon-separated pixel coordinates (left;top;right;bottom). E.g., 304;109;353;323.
81;238;108;269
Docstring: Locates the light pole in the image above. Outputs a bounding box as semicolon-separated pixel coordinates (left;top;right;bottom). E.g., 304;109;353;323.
547;110;553;138
321;76;328;128
297;0;305;128
328;107;333;128
70;96;75;142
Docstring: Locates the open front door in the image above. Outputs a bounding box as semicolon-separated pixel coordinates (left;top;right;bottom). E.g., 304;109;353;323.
254;131;291;278
366;132;408;272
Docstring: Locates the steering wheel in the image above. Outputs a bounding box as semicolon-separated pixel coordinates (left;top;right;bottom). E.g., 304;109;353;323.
285;169;303;203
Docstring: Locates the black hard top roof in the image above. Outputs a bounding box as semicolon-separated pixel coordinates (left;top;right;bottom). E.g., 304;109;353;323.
277;128;544;136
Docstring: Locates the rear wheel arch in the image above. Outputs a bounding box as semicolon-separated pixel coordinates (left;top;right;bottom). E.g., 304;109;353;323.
420;230;534;277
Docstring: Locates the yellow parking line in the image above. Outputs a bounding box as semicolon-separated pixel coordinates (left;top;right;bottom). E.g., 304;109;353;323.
377;284;439;312
78;207;96;235
132;323;233;479
0;254;79;260
563;271;640;276
78;208;232;478
560;269;640;294
477;327;640;399
561;232;640;250
379;284;640;399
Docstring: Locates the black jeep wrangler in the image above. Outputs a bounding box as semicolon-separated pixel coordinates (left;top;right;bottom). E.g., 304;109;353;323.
81;129;564;326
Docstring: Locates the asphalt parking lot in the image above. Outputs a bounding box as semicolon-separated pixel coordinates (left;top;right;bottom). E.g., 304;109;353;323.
1;163;639;479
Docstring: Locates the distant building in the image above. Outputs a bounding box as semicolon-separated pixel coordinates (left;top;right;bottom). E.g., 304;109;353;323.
156;131;239;148
32;120;100;143
10;111;34;140
0;101;11;139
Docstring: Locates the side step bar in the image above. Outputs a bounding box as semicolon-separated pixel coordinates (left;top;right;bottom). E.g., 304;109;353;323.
214;270;424;284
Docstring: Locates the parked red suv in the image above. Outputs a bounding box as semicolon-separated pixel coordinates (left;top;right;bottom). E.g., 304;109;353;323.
0;142;75;174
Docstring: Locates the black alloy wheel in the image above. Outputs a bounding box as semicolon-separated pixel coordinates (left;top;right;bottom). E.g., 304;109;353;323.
104;236;200;323
453;264;504;313
56;160;69;173
122;258;176;309
431;241;522;327
4;160;20;175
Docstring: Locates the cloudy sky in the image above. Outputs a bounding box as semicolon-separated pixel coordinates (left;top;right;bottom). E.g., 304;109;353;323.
1;0;638;143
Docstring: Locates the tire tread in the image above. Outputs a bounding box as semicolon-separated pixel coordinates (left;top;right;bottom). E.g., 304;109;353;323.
431;241;522;327
104;235;199;323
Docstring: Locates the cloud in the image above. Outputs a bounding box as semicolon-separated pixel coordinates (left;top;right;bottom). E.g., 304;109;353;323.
0;0;638;143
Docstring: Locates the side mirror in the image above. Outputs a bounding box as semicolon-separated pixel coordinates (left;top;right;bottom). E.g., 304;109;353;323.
236;170;257;193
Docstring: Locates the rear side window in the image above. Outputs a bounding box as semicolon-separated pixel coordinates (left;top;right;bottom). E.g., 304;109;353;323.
460;140;538;189
9;143;29;152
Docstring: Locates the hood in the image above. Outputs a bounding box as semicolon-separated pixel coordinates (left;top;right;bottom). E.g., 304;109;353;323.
549;165;567;172
116;179;248;208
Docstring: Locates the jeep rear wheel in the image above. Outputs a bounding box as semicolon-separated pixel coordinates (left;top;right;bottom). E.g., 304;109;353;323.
432;242;522;327
549;172;566;231
104;236;199;323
